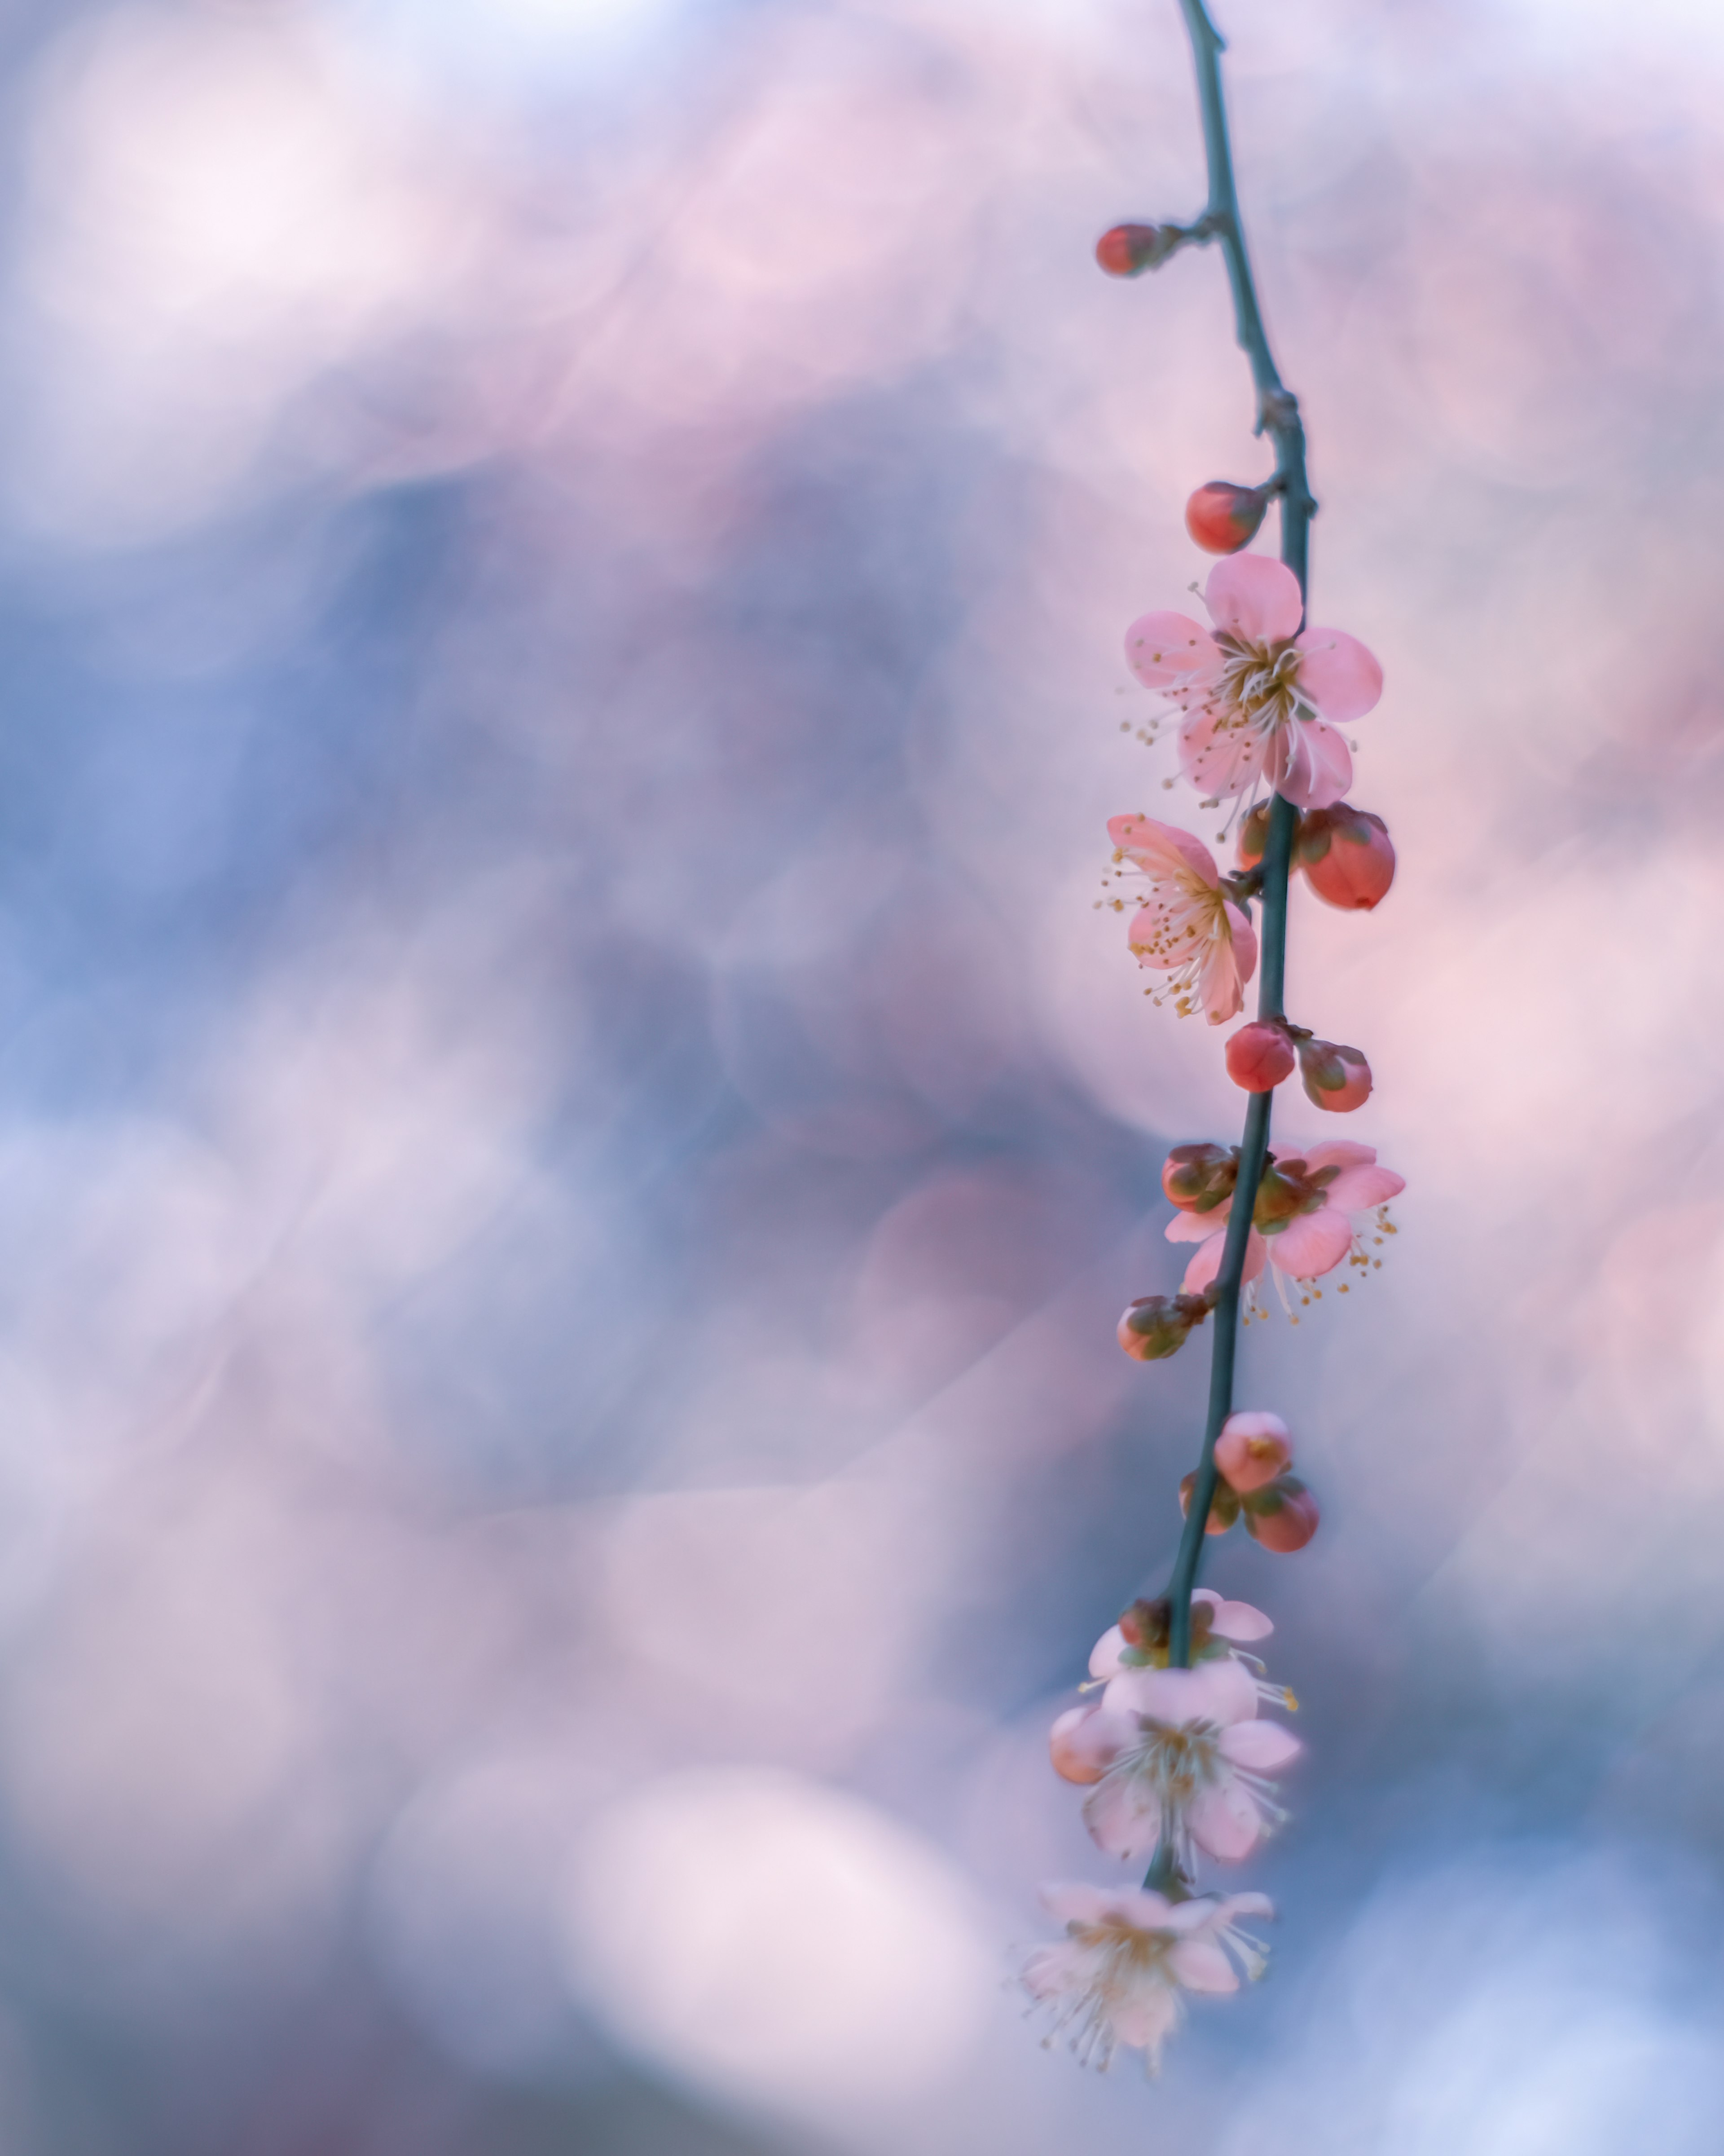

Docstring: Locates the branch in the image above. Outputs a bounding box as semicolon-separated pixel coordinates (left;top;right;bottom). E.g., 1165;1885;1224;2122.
1161;0;1313;1676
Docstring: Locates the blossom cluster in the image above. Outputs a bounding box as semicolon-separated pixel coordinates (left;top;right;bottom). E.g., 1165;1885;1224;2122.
1026;520;1399;2072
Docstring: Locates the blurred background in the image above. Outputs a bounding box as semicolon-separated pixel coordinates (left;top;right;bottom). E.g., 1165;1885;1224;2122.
0;0;1715;2147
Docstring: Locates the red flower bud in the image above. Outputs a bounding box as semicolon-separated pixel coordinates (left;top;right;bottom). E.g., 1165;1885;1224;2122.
1296;805;1396;912
1225;1021;1295;1093
1184;481;1270;556
1117;1292;1210;1362
1214;1410;1293;1493
1161;1142;1238;1213
1297;1037;1372;1113
1095;223;1180;277
1179;1471;1241;1535
1242;1473;1319;1552
1236;802;1272;869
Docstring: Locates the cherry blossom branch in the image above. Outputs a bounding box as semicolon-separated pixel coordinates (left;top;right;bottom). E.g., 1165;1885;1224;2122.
1162;1;1311;1675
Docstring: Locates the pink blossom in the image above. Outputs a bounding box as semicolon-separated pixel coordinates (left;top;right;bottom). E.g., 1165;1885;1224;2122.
1125;555;1381;810
1023;1883;1271;2072
1053;1658;1300;1869
1168;1139;1404;1294
1104;813;1258;1024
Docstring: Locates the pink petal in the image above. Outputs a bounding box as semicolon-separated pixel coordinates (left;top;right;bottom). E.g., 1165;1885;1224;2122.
1300;1140;1377;1174
1126;904;1181;971
1124;611;1221;692
1187;1781;1264;1861
1197;939;1245;1026
1050;1704;1127;1785
1177;703;1268;800
1168;1936;1240;1993
1109;1661;1252;1727
1218;1891;1275;1922
1324;1164;1406;1211
1206;1596;1273;1643
1294;626;1383;723
1037;1882;1120;1929
1205;554;1303;644
1114;1888;1179;1930
1270;712;1353;810
1191;1654;1260;1725
1219;1719;1302;1772
1166;1208;1223;1243
1151;1897;1221;1934
1107;814;1220;888
1109;1988;1181;2055
1082;1769;1161;1862
1266;1205;1355;1279
1021;1940;1085;2000
1180;1224;1266;1296
1088;1623;1129;1680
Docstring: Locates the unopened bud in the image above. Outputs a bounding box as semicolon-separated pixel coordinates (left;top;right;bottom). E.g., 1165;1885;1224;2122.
1095;222;1182;277
1226;1021;1295;1093
1162;1142;1238;1213
1185;481;1270;556
1236;801;1272;869
1251;1151;1325;1231
1117;1594;1215;1664
1296;805;1396;911
1242;1473;1320;1552
1214;1410;1293;1493
1049;1705;1112;1785
1297;1037;1372;1113
1179;1472;1241;1535
1117;1291;1210;1362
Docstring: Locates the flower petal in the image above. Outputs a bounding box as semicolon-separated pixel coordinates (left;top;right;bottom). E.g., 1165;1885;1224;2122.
1088;1623;1129;1679
1271;712;1353;810
1168;1935;1240;1993
1187;1781;1264;1861
1051;1704;1127;1785
1167;1208;1223;1243
1300;1140;1377;1173
1294;626;1383;723
1205;554;1303;644
1219;1719;1302;1771
1109;1986;1181;2059
1206;1596;1274;1643
1218;1891;1275;1922
1125;611;1222;692
1266;1205;1354;1279
1108;1660;1253;1726
1107;814;1221;888
1324;1164;1406;1212
1037;1882;1119;1929
1082;1767;1161;1862
1177;702;1268;800
1181;1224;1266;1296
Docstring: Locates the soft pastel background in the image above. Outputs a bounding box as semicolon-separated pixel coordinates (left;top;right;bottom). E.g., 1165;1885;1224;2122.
0;0;1716;2148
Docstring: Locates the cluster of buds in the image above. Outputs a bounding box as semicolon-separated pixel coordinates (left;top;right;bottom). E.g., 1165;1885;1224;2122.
1179;1411;1320;1552
1225;1020;1372;1112
1240;799;1396;912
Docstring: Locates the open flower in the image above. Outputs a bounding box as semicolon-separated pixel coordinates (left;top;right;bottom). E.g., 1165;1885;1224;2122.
1167;1138;1404;1295
1125;555;1381;810
1050;1657;1300;1869
1103;813;1257;1023
1023;1883;1271;2073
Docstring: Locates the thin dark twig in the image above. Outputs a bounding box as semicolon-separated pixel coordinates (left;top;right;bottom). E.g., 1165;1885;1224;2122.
1159;0;1314;1685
